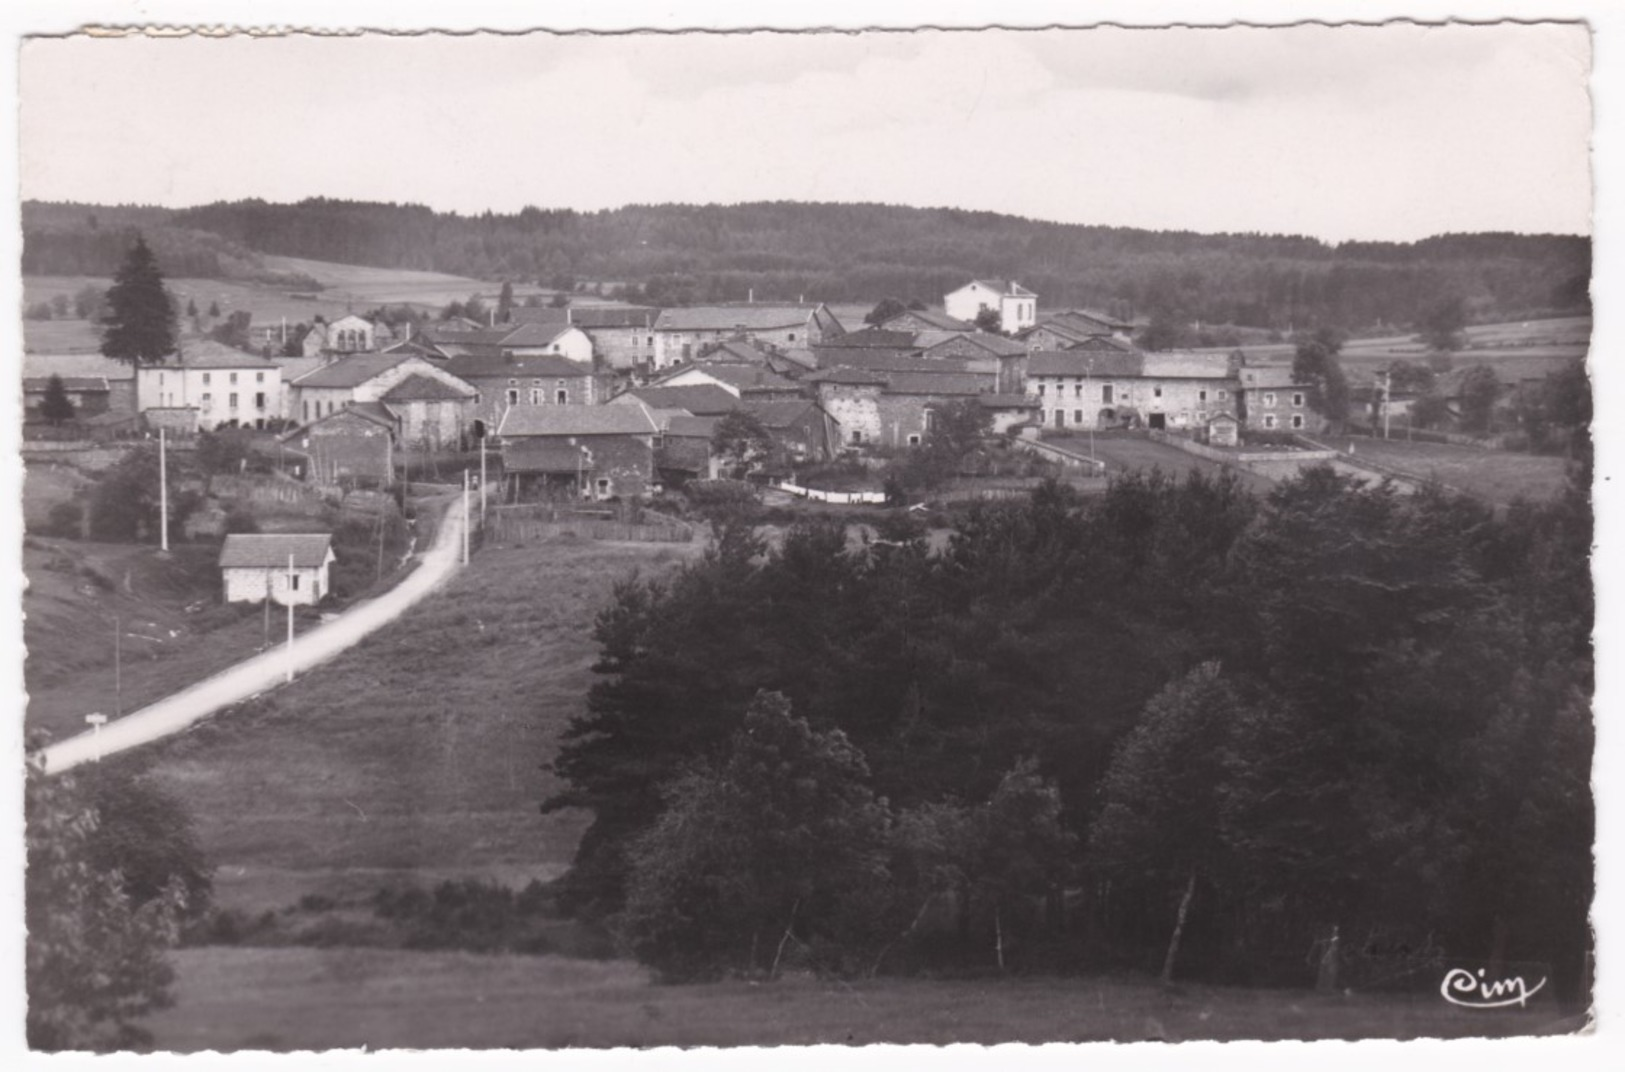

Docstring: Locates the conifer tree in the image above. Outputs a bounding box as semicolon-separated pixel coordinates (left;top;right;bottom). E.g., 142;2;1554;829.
100;235;176;367
39;374;76;426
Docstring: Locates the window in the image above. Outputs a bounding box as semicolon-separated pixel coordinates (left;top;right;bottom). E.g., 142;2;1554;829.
1055;409;1067;426
850;430;863;444
1153;386;1164;399
1073;409;1083;424
202;373;211;385
1101;384;1114;404
1074;383;1082;398
229;393;239;409
291;574;300;591
529;388;543;405
303;400;310;421
202;392;212;406
532;379;544;387
1197;411;1208;422
255;392;265;410
1263;392;1278;407
508;378;519;387
596;478;611;495
230;373;238;385
1292;414;1305;429
556;390;568;405
506;388;520;406
907;434;921;447
788;334;797;342
1037;384;1047;396
1292;392;1306;408
1218;389;1228;400
257;372;265;383
1198;389;1208;402
1263;415;1278;429
647;336;654;346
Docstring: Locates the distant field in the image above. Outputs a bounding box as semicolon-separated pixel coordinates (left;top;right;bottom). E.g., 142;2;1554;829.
142;536;700;914
259;255;551;309
142;945;1579;1051
1322;436;1574;506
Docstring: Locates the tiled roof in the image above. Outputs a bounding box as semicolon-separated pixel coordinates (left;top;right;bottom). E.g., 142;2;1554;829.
280;402;397;440
883;371;993;396
498;322;582;347
1238;365;1306;390
442;353;591;380
703;339;774;363
497;403;660;437
1139;352;1234;379
881;309;973;332
1053;309;1132;332
502;439;594;474
654;304;819;332
22;353;134;380
743;399;822;429
621;385;742;415
829;328;918;349
1027;350;1143;378
664;414;720;438
219;533;333;569
811;346;931;370
978;393;1040;409
925;333;1027;357
380;373;475;402
655;362;800;393
381;339;445;359
807;367;889;387
820;350;977;374
292;352;412;389
155;339;278;370
1065;335;1137;353
511;305;659;329
23;376;109;393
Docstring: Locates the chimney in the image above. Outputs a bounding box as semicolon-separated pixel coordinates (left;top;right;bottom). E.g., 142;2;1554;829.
748;288;754;304
567;307;573;325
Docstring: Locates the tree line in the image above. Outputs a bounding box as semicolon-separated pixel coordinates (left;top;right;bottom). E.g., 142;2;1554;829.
544;463;1592;994
24;199;1590;334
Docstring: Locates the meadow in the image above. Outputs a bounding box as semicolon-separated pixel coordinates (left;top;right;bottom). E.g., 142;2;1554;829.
1320;436;1574;506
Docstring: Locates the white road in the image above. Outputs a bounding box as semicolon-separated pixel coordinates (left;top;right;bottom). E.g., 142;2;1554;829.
38;495;469;775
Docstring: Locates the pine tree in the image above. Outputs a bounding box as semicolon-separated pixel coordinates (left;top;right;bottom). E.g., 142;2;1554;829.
40;374;76;426
100;235;176;367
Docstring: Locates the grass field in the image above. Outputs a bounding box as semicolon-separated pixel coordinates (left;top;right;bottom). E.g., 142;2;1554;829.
1046;432;1278;494
1323;436;1574;505
140;536;700;914
139;945;1582;1051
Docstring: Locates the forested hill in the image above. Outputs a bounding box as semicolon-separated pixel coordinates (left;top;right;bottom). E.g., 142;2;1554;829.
23;198;1590;332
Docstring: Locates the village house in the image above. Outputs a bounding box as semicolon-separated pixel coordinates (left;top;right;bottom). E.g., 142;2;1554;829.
923;331;1029;363
219;533;336;606
944;279;1038;334
807;365;993;449
610;384;743;417
651;303;844;369
441;353;601;439
299;313;383;357
288;352;477;446
1022;350;1238;432
496;403;664;501
743;398;842;468
1236;365;1322;433
135;339;285;432
279;404;396;487
653;413;718;486
646;361;806;402
427;321;594;366
877;307;978;348
1015;309;1136;350
511;305;662;370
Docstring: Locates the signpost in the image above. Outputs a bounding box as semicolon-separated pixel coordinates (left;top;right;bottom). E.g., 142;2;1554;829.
84;713;107;763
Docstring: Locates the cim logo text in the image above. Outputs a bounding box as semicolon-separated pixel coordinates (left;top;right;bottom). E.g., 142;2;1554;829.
1440;968;1547;1009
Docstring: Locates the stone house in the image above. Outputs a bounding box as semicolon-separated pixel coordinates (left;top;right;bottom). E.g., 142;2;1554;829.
428;322;594;366
651;303;843;369
611;384;743;417
1015;310;1136;350
808;366;992;449
23;354;137;417
944;280;1038;334
135;340;284;431
511;305;662;371
496;403;663;501
441;353;600;439
219;533;336;606
279;404;396;487
877;307;977;348
647;362;806;402
744;399;841;467
923;332;1029;363
288;352;477;443
1023;350;1238;433
1236;365;1321;433
378;373;478;450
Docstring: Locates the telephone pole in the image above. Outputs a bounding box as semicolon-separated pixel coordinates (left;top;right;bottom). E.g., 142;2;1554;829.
159;427;169;552
462;469;471;565
1382;367;1393;441
285;553;295;683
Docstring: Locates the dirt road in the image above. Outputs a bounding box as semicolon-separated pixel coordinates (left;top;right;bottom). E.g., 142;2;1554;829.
37;496;469;774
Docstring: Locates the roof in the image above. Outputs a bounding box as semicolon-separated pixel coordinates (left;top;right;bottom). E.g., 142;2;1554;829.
293;352;413;389
23;376;109;393
829;327;918;349
219;533;334;569
743;399;824;429
156;339;278;370
883;372;992;396
664;414;720;438
924;333;1027;357
620;385;742;415
655;362;800;393
1238;365;1306;390
497;322;584;348
1027;350;1143;378
280;401;397;440
1051;309;1133;332
381;339;445;360
654;304;821;332
380;373;474;402
1139;352;1234;379
511;305;659;329
881;308;973;332
807;367;889;387
703;339;775;363
812;349;973;374
1064;335;1137;353
501;439;594;474
442;353;592;380
22;353;134;381
497;403;660;437
978;393;1040;409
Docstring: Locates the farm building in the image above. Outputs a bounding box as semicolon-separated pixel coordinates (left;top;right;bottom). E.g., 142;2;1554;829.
219;533;336;606
289;352;478;447
442;353;602;438
877;307;978;348
511;304;662;371
496;403;664;501
1022;350;1239;433
22;354;136;416
645;362;805;402
651;303;844;369
23;375;111;419
280;403;396;487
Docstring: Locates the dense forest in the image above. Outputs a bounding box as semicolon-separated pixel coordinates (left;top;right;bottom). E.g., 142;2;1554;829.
23;199;1590;332
545;463;1592;994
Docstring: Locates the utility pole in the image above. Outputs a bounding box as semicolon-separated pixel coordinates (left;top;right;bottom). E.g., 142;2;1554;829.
1086;357;1096;462
113;616;122;717
462;469;471;565
480;431;488;524
285;553;295;683
263;580;270;649
158;426;169;552
1382;367;1393;441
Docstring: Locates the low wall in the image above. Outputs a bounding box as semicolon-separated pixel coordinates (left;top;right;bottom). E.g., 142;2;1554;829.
1012;437;1108;472
773;481;888;505
489;514;693;544
1150;429;1338;467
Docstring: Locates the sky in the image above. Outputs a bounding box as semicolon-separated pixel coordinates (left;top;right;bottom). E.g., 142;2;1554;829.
17;20;1593;244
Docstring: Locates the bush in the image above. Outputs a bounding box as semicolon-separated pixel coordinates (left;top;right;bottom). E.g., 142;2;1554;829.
44;501;84;539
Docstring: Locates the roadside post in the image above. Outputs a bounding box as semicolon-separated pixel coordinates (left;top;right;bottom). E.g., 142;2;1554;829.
286;553;295;683
463;470;471;565
84;713;107;762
